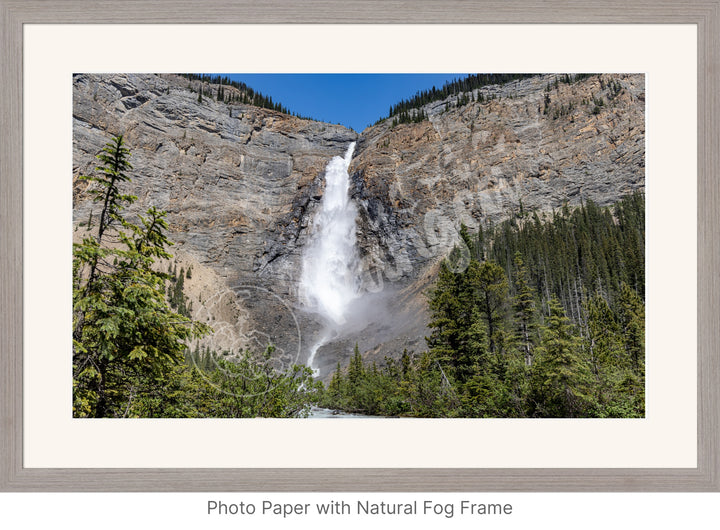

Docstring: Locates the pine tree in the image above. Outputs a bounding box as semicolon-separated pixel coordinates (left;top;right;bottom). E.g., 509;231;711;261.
459;308;505;416
617;282;645;371
529;298;594;417
585;292;624;374
468;260;509;354
170;267;188;316
513;252;537;366
327;361;344;406
348;343;364;387
426;259;478;381
73;137;209;417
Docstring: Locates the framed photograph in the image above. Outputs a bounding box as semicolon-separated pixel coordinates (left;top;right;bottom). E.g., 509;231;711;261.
1;0;718;491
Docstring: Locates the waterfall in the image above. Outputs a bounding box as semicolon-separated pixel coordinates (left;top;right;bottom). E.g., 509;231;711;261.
300;142;359;374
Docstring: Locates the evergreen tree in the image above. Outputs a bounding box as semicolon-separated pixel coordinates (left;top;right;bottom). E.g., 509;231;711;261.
348;343;364;387
73;137;209;417
585;292;624;375
583;291;644;416
617;282;645;371
326;361;345;406
170;267;188;316
426;260;468;374
529;298;594;417
459;309;507;416
468;260;509;355
513;252;537;366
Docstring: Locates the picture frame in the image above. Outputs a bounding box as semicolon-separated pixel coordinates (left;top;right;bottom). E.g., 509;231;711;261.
1;0;718;491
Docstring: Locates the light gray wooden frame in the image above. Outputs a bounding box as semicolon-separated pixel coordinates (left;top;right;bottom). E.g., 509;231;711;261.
1;0;717;492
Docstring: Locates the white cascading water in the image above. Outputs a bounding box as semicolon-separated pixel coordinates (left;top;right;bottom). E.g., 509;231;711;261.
300;142;359;375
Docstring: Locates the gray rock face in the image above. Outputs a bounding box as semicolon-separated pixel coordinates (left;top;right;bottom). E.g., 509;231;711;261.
74;73;356;288
350;74;645;288
73;73;644;378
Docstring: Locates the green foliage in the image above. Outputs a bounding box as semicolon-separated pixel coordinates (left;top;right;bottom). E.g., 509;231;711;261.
529;298;595;417
617;281;645;371
386;74;536;121
73;137;318;418
125;347;322;418
391;107;429;126
73;137;210;417
322;194;644;418
513;252;537;366
168;266;189;316
479;193;645;318
426;261;472;377
320;348;460;417
78;135;135;243
469;260;509;354
180;73;315;120
582;291;643;417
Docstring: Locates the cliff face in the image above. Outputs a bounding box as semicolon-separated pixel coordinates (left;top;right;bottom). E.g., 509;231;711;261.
74;74;357;293
350;74;644;287
73;73;644;378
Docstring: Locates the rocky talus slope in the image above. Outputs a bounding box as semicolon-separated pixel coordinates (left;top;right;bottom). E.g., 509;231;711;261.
73;73;644;378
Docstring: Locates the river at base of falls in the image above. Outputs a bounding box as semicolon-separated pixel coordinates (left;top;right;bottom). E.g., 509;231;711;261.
308;407;387;418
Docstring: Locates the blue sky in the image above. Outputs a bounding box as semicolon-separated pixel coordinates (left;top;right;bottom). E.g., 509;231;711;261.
220;74;467;132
